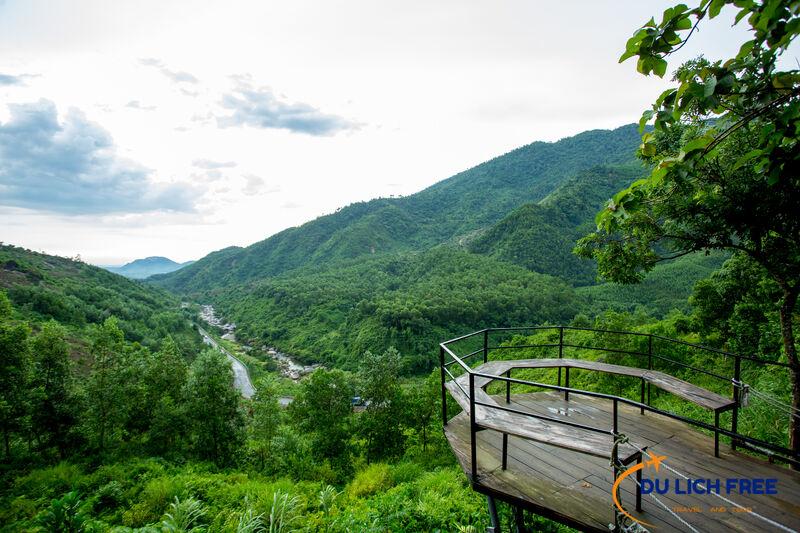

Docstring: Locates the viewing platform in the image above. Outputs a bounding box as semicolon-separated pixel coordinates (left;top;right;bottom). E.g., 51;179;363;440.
440;327;800;532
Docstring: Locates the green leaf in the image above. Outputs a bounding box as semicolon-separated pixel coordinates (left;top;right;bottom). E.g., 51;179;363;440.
703;75;718;97
709;0;725;18
734;8;750;24
772;72;800;89
675;15;693;30
638;110;655;133
736;40;754;59
732;149;763;170
683;136;713;155
653;57;668;77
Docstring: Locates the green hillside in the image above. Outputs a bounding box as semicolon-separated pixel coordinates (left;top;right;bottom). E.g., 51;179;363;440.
0;244;199;351
578;251;729;317
153;124;642;294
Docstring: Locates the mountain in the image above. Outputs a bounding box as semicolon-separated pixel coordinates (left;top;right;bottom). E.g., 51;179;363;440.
105;256;194;279
151;123;724;368
152;124;643;294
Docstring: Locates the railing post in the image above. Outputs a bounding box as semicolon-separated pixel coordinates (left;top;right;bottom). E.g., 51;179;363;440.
640;378;645;415
483;329;489;364
647;335;653;406
564;366;570;401
506;369;511;404
732;355;741;451
558;326;564;387
440;346;448;426
469;372;478;483
611;400;621;532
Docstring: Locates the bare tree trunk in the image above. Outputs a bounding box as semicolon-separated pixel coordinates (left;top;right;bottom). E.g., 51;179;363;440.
779;287;799;467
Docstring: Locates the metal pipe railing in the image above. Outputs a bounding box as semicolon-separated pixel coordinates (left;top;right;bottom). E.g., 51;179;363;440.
439;325;799;479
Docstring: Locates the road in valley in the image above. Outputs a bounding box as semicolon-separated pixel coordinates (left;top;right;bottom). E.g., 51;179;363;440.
198;326;255;399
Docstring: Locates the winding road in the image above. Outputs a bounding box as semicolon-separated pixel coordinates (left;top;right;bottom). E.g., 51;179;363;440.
198;326;255;398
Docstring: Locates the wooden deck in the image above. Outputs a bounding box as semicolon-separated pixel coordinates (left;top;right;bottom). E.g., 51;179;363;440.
445;391;800;532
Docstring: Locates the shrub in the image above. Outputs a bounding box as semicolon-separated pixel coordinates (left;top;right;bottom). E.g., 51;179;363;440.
346;464;393;499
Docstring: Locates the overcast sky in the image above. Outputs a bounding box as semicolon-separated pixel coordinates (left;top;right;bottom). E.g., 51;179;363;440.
0;1;752;265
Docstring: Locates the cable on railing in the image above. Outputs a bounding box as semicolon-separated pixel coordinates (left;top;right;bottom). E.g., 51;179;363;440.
627;476;700;533
748;388;800;415
619;517;651;533
734;379;800;420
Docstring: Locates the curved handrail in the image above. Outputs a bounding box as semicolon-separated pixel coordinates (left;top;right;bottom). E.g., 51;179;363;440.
439;325;798;468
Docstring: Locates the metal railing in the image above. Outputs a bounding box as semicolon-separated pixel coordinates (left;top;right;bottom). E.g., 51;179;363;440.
439;326;799;484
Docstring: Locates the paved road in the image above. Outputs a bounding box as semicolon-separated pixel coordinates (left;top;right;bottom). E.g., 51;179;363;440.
198;326;255;398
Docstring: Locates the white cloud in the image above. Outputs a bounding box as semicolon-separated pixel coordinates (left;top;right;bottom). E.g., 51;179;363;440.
0;99;199;215
138;57;199;84
216;81;360;136
192;158;237;169
242;173;265;196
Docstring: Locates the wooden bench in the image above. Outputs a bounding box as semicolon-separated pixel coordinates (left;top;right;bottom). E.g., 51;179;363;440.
446;358;734;468
451;358;735;412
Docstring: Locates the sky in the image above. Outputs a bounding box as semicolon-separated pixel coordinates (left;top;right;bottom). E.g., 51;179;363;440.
0;1;753;265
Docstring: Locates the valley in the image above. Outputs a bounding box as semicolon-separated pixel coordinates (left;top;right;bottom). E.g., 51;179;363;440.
0;119;794;532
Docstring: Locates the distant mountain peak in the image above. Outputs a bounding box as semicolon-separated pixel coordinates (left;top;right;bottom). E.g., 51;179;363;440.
105;256;193;279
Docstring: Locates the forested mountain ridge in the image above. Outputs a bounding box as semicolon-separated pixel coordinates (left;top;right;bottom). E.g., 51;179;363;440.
207;246;580;370
152;124;642;294
468;164;644;285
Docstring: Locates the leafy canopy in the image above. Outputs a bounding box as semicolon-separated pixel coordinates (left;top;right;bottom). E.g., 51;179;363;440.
577;0;800;291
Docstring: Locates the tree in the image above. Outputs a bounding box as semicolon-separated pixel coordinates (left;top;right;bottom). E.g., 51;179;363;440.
0;320;31;459
186;349;245;466
576;0;800;455
406;369;441;452
0;290;12;320
249;376;282;470
690;254;782;356
85;316;126;454
290;368;353;464
144;337;190;455
357;347;407;462
30;321;78;458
